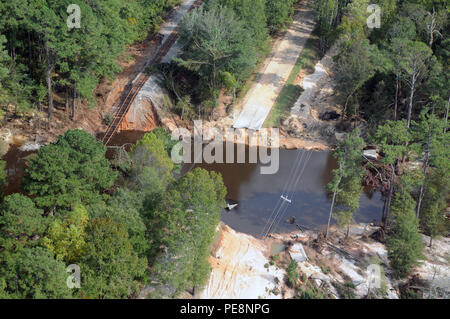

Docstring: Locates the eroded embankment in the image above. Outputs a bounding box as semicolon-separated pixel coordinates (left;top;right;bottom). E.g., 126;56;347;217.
197;223;285;299
199;222;450;299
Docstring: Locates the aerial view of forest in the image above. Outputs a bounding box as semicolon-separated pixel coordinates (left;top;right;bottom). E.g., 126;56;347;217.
0;0;448;307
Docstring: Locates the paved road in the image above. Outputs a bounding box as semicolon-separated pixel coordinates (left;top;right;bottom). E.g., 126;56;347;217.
233;3;315;130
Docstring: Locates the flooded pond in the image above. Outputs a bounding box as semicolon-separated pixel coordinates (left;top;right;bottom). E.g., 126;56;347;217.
181;146;384;237
2;130;385;237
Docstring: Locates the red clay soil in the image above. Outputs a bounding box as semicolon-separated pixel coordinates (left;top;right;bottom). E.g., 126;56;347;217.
118;98;160;132
8;33;162;144
75;36;161;135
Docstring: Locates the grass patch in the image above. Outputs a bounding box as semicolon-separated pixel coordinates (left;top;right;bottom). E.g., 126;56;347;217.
265;84;303;128
264;28;322;128
333;281;356;299
233;39;274;107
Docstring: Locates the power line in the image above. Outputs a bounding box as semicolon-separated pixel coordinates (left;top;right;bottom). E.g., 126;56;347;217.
268;150;312;236
262;150;313;238
260;149;305;238
271;150;313;234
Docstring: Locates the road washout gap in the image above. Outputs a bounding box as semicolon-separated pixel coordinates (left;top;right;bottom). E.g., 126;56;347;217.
290;45;337;118
233;2;315;130
281;44;341;145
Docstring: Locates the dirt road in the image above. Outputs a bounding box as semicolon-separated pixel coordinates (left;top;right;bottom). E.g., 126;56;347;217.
233;2;315;130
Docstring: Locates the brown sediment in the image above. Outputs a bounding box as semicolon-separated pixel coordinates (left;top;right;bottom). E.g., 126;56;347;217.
164;119;331;151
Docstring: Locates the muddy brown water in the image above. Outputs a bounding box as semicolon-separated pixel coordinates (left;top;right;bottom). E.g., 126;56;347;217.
2;130;384;237
180;144;384;237
2;145;35;195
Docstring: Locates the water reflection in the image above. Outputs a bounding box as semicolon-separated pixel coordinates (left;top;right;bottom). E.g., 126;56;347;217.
183;147;384;237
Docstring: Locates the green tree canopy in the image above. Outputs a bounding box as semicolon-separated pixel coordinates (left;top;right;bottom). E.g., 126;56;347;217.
177;4;258;97
387;186;424;278
1;247;72;299
371;119;412;164
213;0;268;51
327;130;365;237
149;168;226;296
42;205;89;264
0;193;46;244
265;0;295;34
88;188;149;257
79;218;146;299
23;129;117;210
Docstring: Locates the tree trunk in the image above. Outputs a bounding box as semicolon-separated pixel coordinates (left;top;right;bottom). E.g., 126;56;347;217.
429;26;434;48
428;9;436;48
429;236;433;248
212;61;217;95
72;80;77;120
10;29;16;61
394;72;399;120
385;163;395;226
382;196;388;221
44;40;53;119
407;72;416;128
28;31;32;66
444;96;449;133
416;133;431;219
65;87;69;113
326;162;343;238
37;34;42;64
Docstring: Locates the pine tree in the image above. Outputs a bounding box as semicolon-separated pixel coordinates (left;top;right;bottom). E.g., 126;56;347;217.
409;109;449;243
22;129;117;211
149;168;226;296
387;180;424;278
326;129;365;237
371;119;412;223
79;218;146;299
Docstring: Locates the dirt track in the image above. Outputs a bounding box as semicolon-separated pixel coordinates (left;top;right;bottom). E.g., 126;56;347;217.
233;2;315;130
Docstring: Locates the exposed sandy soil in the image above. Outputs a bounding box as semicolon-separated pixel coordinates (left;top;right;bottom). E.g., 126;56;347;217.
282;45;342;146
202;219;450;299
278;134;329;150
197;223;285;299
414;235;450;297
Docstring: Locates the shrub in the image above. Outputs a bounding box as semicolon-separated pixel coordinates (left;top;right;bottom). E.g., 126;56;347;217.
286;260;299;288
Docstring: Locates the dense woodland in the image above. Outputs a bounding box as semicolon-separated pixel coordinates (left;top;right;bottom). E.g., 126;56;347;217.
317;0;449;282
0;128;226;298
0;0;448;299
0;0;181;117
0;0;298;299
